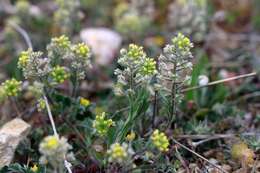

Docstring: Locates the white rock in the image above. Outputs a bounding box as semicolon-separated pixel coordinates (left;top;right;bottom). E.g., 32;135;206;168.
80;28;122;66
198;75;209;86
0;118;31;168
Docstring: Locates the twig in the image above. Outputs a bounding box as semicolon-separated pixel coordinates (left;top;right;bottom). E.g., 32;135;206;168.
175;133;259;140
181;72;257;93
8;22;33;49
171;138;228;173
156;71;257;100
191;136;229;147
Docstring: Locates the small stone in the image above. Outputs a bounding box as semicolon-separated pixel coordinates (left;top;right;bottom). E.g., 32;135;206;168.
80;28;122;66
0;118;31;168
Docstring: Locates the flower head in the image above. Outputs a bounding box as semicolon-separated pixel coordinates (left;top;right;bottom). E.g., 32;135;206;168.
69;43;91;79
73;43;90;58
157;33;193;98
107;143;128;163
93;112;114;136
231;142;255;165
18;50;30;68
127;44;146;61
2;79;22;97
39;135;72;166
41;136;59;150
17;50;50;79
51;66;69;84
126;131;136;141
79;97;90;107
114;43;156;95
52;35;71;49
139;58;157;76
37;98;46;112
151;129;170;152
172;33;193;51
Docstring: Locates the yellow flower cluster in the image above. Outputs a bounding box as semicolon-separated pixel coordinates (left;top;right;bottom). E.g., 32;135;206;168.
2;78;22;97
52;35;70;49
18;50;30;68
172;33;192;50
140;58;157;76
93;112;114;136
73;43;90;58
80;97;90;107
39;135;72;166
126;131;136;141
151;129;170;152
231;142;255;165
51;66;69;84
42;136;59;150
107;143;128;163
127;44;145;61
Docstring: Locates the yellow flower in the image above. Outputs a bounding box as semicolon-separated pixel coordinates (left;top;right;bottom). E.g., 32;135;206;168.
37;98;46;111
18;50;30;68
52;35;70;49
2;78;22;97
126;131;136;141
127;44;146;61
151;129;170;152
139;58;157;76
231;142;255;165
73;43;90;58
30;164;38;172
93;112;115;136
51;66;69;84
172;33;193;51
107;143;128;163
80;97;90;107
45;136;59;149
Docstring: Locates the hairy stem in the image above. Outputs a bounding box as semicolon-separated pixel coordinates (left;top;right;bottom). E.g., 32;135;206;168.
43;95;73;173
43;95;58;137
169;62;177;127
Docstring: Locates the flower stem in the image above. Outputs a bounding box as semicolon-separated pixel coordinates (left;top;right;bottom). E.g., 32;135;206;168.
43;95;58;137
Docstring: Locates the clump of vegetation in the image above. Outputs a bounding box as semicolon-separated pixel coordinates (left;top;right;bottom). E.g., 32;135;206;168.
0;0;259;172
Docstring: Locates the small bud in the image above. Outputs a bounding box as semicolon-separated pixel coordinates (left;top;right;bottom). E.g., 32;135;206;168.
51;66;69;84
2;78;22;97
